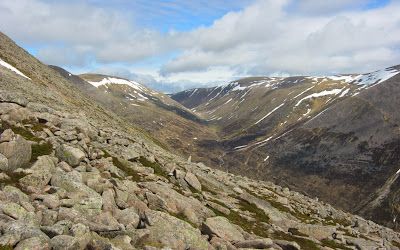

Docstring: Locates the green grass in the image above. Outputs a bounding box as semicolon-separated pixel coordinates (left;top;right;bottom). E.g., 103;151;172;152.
242;187;319;224
31;141;53;162
0;171;28;190
1;121;41;142
323;216;352;227
321;239;352;250
288;228;308;237
201;184;218;195
171;212;197;228
1;121;53;163
272;231;320;250
392;241;400;248
137;156;168;178
0;245;13;250
102;151;143;182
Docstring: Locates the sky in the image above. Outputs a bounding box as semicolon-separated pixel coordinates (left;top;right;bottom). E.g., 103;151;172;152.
0;0;399;93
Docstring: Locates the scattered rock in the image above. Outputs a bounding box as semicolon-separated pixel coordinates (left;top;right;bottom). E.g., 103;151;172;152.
0;129;31;171
55;144;85;167
201;216;245;242
185;171;202;192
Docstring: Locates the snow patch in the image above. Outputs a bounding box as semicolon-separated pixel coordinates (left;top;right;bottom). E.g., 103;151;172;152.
295;89;343;107
255;103;285;125
0;58;31;79
88;77;146;92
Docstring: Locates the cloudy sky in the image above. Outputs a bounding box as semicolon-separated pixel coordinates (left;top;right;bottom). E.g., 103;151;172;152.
1;0;399;93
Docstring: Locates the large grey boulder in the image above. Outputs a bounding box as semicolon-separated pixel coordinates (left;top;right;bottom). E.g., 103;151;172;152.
142;210;210;249
0;153;8;171
201;216;245;242
50;235;80;250
185;172;202;192
55;144;85;166
19;155;56;190
51;169;102;215
0;129;31;171
14;236;50;250
140;182;214;225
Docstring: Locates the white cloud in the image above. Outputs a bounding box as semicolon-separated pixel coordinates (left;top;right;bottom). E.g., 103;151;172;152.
0;0;399;92
162;0;400;76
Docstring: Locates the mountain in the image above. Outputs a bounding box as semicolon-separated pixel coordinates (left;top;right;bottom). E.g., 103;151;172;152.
171;66;400;228
4;31;399;249
48;66;219;162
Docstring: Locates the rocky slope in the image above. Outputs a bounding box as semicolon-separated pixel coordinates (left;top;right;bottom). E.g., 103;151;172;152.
1;32;400;249
49;66;219;163
171;66;400;229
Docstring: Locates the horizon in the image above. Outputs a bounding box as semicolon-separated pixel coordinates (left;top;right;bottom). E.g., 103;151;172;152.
1;0;399;93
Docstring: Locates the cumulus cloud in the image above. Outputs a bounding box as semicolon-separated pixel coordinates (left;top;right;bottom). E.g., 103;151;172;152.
0;0;399;92
162;0;400;76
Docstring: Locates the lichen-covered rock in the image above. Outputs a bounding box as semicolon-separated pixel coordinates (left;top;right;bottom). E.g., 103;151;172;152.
14;236;50;250
0;153;8;171
0;129;31;171
201;216;245;242
50;235;80;250
19;155;56;190
185;171;202;192
51;169;102;214
143;210;210;249
55;144;85;166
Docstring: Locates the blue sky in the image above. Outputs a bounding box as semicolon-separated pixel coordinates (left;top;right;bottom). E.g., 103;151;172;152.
0;0;399;93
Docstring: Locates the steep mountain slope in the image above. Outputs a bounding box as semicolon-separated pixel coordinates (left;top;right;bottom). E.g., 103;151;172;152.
48;66;219;161
172;66;400;228
2;31;399;249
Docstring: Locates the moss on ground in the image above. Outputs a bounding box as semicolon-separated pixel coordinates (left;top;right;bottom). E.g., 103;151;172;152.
103;150;143;182
137;156;168;178
272;231;320;250
288;228;308;237
31;141;53;162
0;245;13;250
323;216;352;227
321;238;352;250
1;121;41;142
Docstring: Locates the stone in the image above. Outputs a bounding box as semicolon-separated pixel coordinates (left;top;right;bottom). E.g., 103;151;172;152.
233;187;244;194
19;156;56;190
0;233;22;247
55;144;85;167
115;208;140;229
70;223;90;237
3;221;49;242
0;128;14;142
14;236;50;250
140;182;214;225
102;188;117;213
201;216;245;242
3;185;29;204
185;172;202;192
0;153;8;171
0;130;31;171
234;238;274;249
207;201;230;216
296;224;336;241
274;240;300;250
1;202;28;220
110;235;135;250
51;169;102;214
143;210;210;249
50;235;80;250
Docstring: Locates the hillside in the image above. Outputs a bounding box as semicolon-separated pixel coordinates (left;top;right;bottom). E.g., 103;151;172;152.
171;66;400;229
48;66;220;162
3;31;399;249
